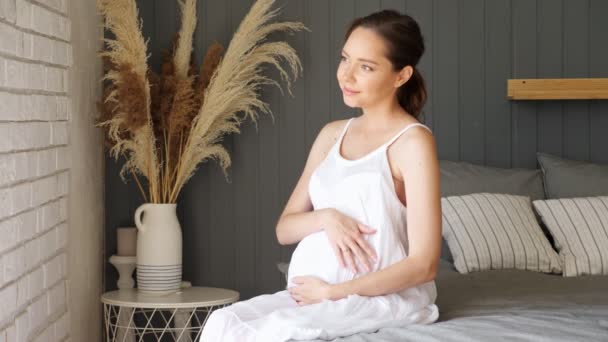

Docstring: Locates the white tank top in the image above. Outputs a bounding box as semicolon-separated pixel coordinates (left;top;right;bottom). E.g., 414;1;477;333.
288;116;437;309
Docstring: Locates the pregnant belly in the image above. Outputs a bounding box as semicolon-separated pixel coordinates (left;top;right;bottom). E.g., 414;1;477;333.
287;231;353;287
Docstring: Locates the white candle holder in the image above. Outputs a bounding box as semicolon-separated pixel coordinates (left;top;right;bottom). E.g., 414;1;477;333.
109;255;136;289
109;255;137;342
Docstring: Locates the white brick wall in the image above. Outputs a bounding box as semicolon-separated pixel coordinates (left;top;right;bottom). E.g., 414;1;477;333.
0;0;71;340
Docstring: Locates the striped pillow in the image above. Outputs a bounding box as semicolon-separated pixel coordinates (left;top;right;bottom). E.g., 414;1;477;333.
442;193;562;274
532;196;608;276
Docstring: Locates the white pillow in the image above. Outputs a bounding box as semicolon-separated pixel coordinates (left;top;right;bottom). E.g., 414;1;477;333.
442;193;562;274
532;196;608;277
277;262;289;285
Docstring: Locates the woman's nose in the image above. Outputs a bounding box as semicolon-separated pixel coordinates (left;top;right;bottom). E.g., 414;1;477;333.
341;65;355;82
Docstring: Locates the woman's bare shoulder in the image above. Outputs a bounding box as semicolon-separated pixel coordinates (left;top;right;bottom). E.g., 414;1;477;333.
324;119;349;138
314;118;350;148
390;124;438;177
304;118;350;166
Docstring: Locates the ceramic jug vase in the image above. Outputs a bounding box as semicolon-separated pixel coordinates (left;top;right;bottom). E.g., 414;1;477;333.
134;203;182;294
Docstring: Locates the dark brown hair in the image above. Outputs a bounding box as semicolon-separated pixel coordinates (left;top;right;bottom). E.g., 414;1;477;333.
344;9;427;118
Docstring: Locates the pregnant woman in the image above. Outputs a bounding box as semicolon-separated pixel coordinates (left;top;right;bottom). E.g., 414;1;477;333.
199;9;442;341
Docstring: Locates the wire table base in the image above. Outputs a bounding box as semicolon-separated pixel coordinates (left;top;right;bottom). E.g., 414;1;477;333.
103;303;231;342
101;287;239;342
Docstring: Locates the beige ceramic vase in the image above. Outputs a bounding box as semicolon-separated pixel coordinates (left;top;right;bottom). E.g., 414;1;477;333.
134;203;183;294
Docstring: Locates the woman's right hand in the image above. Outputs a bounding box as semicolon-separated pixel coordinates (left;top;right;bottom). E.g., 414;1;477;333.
322;209;378;274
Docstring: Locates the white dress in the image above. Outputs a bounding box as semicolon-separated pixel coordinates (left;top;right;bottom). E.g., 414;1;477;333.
199;117;439;342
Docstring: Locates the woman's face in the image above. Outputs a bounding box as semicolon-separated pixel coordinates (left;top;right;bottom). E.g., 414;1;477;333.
337;27;409;110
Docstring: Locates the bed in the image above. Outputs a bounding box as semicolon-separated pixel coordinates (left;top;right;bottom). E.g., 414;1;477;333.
297;155;608;341
304;259;608;341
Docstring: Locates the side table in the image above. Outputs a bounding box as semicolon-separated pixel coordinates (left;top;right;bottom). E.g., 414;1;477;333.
101;287;239;342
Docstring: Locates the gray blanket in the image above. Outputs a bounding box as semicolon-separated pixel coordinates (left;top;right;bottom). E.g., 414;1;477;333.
305;260;608;341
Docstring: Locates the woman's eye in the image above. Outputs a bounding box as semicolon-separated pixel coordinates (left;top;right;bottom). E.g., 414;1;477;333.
362;65;372;71
340;56;347;62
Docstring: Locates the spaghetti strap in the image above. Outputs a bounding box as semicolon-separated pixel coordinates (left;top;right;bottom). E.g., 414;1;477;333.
338;118;355;142
384;123;432;148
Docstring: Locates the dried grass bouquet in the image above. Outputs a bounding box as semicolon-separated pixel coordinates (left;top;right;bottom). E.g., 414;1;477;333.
97;0;307;203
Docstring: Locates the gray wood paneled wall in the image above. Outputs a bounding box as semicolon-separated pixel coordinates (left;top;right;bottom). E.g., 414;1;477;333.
104;0;608;299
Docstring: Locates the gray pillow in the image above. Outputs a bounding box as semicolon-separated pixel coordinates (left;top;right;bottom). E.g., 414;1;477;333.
536;152;608;199
439;160;547;263
440;160;546;200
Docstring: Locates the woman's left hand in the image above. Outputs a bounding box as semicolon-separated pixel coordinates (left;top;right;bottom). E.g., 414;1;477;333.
288;276;333;306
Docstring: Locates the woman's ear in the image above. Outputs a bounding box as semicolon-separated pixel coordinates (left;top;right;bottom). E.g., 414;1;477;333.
394;65;413;88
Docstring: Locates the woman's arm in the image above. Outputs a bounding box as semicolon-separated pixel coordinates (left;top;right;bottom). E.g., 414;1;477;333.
330;127;442;299
275;120;344;245
329;254;435;300
276;208;332;245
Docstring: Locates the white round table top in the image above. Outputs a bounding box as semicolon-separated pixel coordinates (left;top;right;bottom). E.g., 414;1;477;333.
101;286;240;309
